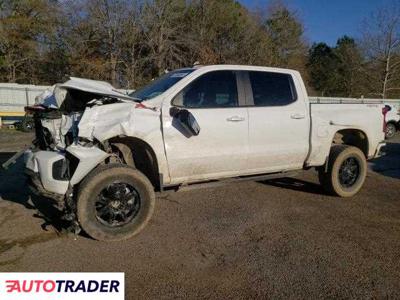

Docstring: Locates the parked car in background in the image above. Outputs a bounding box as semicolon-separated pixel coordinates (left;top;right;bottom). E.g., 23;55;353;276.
384;102;400;139
7;65;387;241
15;115;35;132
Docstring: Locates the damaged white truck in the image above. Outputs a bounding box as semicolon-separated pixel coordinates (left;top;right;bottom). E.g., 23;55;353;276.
11;65;387;241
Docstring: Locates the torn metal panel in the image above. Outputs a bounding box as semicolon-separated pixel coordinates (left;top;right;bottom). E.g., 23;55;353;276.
77;101;161;142
67;144;110;185
39;112;82;150
59;77;138;101
35;84;67;108
77;103;136;141
35;77;138;109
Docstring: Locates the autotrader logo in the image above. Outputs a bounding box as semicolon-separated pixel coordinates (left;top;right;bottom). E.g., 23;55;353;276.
0;273;124;300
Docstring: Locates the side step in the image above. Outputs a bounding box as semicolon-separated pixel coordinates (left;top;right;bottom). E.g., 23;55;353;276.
160;171;299;193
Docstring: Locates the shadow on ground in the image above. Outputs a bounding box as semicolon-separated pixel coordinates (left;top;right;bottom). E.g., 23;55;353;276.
369;141;400;179
0;152;70;233
260;177;326;195
261;139;400;193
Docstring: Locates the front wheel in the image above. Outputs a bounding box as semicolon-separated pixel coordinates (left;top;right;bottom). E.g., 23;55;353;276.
318;145;367;197
77;164;155;241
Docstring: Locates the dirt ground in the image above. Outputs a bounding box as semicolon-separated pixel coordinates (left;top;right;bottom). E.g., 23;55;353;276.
0;128;399;299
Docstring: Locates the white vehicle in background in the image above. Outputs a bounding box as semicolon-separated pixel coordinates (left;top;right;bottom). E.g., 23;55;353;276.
384;102;400;139
308;98;400;139
4;65;387;241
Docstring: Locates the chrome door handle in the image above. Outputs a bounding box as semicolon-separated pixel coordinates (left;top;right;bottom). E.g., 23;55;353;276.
227;116;245;122
291;113;305;119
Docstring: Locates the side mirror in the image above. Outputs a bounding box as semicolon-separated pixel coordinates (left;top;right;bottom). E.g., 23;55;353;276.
172;108;200;136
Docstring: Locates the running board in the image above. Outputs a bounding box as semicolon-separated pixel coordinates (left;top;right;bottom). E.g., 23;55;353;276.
159;171;299;193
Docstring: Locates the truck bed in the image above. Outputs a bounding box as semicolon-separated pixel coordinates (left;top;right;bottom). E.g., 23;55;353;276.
309;96;399;104
306;99;385;167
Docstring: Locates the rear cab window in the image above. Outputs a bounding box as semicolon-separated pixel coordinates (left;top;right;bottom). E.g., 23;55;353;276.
248;71;297;106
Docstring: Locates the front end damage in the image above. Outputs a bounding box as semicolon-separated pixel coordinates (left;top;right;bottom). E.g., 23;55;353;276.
22;77;150;233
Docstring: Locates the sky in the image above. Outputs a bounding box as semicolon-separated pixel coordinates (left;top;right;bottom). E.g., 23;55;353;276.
239;0;394;46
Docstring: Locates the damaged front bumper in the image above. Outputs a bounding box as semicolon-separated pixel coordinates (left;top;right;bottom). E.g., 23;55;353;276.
24;144;109;197
25;169;64;202
25;149;69;195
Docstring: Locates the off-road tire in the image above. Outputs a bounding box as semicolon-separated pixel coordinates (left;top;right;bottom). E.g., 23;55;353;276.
385;123;397;139
318;145;367;197
77;164;155;241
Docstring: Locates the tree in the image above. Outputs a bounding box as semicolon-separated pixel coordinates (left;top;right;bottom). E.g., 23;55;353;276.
307;43;340;96
0;0;313;90
0;0;59;83
360;3;400;98
307;37;367;97
140;0;188;76
334;36;365;97
186;0;270;65
60;0;136;87
263;2;307;70
118;2;146;88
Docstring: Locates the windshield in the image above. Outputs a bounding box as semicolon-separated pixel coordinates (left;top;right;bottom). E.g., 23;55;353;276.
130;69;194;101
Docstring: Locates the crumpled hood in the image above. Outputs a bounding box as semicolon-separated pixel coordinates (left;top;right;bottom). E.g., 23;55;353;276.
31;76;162;149
35;77;137;109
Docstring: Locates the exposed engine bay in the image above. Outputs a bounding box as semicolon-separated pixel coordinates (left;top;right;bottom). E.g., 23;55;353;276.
28;77;138;152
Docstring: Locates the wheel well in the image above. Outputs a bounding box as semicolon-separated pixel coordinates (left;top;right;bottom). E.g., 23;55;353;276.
108;137;160;190
332;129;369;157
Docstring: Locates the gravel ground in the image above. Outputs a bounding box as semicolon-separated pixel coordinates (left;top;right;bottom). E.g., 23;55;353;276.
0;129;399;299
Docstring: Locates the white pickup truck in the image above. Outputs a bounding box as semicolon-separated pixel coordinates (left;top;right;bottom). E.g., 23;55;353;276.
17;65;386;241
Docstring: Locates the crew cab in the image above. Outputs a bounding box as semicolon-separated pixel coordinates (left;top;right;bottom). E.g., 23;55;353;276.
17;65;386;241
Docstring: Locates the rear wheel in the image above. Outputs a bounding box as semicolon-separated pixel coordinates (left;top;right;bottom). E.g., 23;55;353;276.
318;145;367;197
385;123;397;139
77;164;155;241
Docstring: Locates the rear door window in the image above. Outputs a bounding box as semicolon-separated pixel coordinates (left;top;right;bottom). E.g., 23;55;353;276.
249;71;297;106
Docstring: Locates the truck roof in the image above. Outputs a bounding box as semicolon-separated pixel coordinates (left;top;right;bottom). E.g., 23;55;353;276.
183;64;299;74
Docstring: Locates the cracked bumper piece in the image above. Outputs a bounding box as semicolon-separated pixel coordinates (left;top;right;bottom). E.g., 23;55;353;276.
25;169;64;201
66;144;109;185
24;145;109;196
25;150;69;195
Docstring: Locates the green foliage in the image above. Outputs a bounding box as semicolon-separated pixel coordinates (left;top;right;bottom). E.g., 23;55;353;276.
0;0;59;83
308;37;367;97
264;5;306;70
0;0;309;87
0;0;398;98
308;43;339;96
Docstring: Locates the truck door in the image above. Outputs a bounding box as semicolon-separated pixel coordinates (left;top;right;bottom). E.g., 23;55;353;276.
246;71;309;173
162;70;249;184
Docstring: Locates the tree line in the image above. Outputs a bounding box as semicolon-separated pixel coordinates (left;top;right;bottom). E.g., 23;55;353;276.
0;0;399;98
